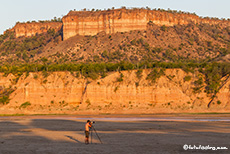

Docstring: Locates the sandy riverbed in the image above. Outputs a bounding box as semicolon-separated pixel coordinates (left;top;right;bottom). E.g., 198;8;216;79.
0;115;229;154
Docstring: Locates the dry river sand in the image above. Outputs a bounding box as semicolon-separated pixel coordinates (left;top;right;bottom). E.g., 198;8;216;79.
0;114;229;154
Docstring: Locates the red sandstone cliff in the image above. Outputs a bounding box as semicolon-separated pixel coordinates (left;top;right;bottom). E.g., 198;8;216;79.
9;8;229;40
10;22;62;38
62;8;230;40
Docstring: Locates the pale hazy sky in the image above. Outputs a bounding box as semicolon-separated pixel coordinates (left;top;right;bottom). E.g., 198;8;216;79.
1;0;230;34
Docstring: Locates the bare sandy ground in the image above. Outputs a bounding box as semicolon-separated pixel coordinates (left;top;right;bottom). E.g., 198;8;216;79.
0;115;229;154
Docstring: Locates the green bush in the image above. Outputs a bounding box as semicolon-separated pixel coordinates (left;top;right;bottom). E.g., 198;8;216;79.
42;70;49;78
130;39;137;45
194;77;203;86
135;82;139;87
146;68;165;82
114;86;119;92
117;73;124;82
161;25;168;32
217;100;221;105
136;69;143;79
0;87;15;105
33;74;38;79
86;99;91;107
87;72;99;80
0;96;10;105
184;75;192;82
19;102;31;109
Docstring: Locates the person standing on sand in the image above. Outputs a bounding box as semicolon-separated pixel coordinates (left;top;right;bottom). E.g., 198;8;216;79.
85;120;92;144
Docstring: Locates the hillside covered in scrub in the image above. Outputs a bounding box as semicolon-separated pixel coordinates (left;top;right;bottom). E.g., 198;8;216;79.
1;21;230;64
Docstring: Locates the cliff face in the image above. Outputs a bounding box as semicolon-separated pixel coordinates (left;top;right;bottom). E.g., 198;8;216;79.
62;8;230;40
10;22;62;38
0;69;229;114
9;8;229;40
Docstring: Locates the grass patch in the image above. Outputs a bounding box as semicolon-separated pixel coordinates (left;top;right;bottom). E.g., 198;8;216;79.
183;112;230;115
99;113;111;115
0;114;25;116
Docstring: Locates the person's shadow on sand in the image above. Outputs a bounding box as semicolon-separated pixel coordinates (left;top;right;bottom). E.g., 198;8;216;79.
65;135;82;143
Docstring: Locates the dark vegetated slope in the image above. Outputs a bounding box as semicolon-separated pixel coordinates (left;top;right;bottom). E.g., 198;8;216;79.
0;29;62;64
0;22;229;65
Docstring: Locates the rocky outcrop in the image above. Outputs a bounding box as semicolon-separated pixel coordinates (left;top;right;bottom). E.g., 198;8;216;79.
62;8;230;40
0;69;229;114
10;22;62;38
8;8;230;40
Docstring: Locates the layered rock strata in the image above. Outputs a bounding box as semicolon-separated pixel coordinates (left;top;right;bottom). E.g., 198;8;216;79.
0;69;229;114
62;8;230;40
9;22;62;38
8;8;229;40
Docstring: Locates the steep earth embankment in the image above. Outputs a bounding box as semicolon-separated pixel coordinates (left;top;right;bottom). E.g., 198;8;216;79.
0;69;229;114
